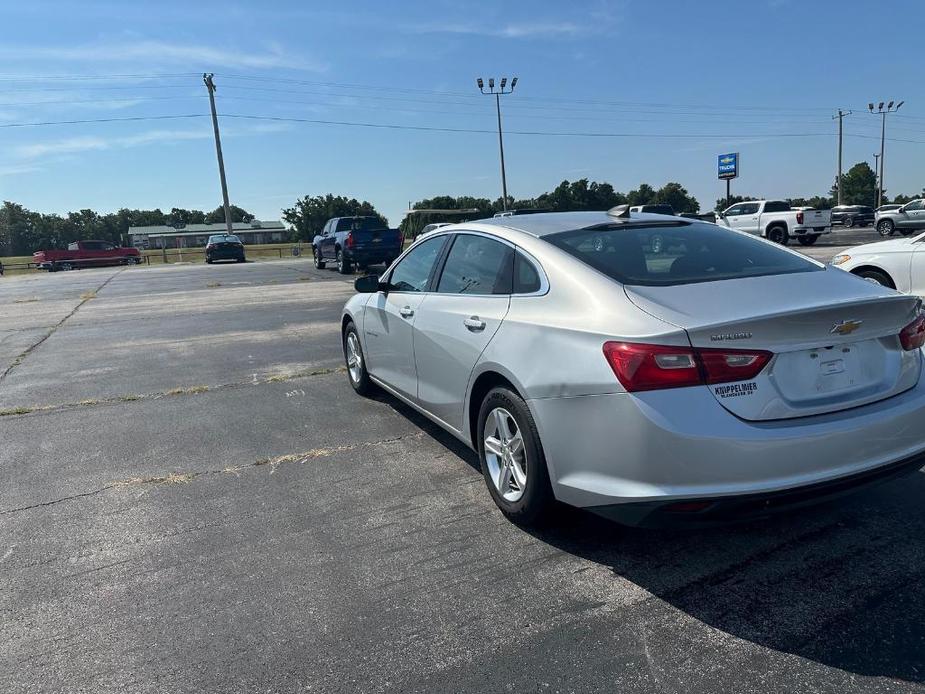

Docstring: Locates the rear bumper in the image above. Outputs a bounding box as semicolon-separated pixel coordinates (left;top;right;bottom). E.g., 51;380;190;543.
792;226;832;235
346;248;401;265
528;373;925;521
591;448;925;527
207;250;245;261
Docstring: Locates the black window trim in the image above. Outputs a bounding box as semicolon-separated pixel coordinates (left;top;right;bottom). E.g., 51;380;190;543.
379;233;451;294
430;230;550;298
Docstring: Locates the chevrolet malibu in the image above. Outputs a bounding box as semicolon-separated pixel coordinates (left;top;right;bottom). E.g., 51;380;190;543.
341;209;925;527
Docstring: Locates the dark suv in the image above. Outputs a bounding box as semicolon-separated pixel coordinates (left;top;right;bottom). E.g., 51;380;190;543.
831;205;875;228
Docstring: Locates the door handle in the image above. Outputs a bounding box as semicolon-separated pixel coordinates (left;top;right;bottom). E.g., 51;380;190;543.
399;306;414;318
464;316;486;331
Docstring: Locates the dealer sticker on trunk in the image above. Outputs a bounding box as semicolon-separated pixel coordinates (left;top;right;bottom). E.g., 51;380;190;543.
714;382;758;399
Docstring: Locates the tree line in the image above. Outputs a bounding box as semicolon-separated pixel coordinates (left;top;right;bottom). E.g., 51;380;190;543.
0;203;255;257
5;166;923;256
280;180;701;240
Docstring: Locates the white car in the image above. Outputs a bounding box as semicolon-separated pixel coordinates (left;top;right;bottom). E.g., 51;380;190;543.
832;232;925;294
717;200;832;246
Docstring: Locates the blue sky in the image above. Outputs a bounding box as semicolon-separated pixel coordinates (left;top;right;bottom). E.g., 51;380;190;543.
1;0;923;225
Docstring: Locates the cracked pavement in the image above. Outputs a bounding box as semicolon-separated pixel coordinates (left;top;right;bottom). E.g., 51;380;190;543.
2;258;924;693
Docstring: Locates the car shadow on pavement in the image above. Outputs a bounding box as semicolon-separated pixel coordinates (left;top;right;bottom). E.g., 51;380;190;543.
376;389;925;682
529;474;925;683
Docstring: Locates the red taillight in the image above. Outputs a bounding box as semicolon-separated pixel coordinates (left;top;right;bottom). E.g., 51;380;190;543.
899;315;925;351
796;211;804;224
698;348;773;384
346;232;355;249
603;343;701;392
602;342;772;392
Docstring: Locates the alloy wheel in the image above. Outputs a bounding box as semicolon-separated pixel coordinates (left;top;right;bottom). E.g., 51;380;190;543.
346;331;363;384
483;407;528;502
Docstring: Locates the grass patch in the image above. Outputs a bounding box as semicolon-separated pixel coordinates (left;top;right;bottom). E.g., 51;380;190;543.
115;471;195;487
206;281;222;288
79;291;97;300
119;394;141;402
165;385;209;396
78;398;100;406
13;298;39;304
0;406;35;416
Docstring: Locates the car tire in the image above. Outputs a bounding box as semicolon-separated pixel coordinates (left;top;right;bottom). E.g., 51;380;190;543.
766;225;789;245
237;257;246;263
206;259;213;264
797;234;819;246
855;268;894;288
337;249;352;275
343;322;373;395
878;220;895;236
844;217;854;229
313;247;326;269
61;262;74;271
477;386;555;526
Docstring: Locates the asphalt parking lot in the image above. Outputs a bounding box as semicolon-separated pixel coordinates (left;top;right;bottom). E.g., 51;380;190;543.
3;243;924;693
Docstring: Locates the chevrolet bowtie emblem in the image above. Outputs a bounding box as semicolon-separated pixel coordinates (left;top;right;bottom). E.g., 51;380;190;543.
831;319;863;336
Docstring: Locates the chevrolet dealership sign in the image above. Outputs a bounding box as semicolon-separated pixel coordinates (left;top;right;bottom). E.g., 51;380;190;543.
718;152;739;180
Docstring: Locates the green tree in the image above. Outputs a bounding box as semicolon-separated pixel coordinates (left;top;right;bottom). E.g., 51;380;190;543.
626;183;657;206
205;205;255;224
283;194;387;241
893;189;924;204
654;182;698;213
833;162;881;206
788;195;832;210
399;195;493;238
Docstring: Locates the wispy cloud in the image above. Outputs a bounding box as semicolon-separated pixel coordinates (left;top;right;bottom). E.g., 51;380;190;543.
0;39;326;72
0;164;42;177
406;21;590;39
14;122;291;160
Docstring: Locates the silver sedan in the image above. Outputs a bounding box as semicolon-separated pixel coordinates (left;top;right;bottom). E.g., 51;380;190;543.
341;209;925;526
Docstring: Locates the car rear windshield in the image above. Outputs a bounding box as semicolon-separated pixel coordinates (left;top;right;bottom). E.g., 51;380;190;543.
546;222;821;287
210;235;240;243
336;217;383;232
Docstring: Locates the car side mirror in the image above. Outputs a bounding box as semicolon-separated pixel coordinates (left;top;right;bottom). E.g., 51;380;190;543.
354;274;381;293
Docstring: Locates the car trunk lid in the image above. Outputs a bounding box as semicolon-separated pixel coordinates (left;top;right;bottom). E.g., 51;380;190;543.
625;270;923;420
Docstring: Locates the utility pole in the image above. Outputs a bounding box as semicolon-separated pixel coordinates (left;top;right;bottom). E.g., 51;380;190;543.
832;109;851;206
477;76;517;211
872;153;881;207
203;73;234;234
868;100;904;207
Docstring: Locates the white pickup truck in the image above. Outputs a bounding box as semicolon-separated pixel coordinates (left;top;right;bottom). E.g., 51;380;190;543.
717;199;832;246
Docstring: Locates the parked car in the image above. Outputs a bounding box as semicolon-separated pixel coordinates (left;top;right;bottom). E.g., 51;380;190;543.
831;205;875;229
313;216;404;275
629;204;675;216
831;233;925;292
205;234;246;264
33;240;141;272
717;199;832;246
341;210;925;527
874;199;925;237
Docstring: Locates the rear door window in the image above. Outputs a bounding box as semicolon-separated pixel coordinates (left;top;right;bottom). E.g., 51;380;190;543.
547;222;821;287
436;234;513;295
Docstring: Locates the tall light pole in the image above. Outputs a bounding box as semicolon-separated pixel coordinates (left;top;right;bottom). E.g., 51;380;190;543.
868;100;903;207
832;109;851;206
872;153;881;207
203;73;234;234
477;76;517;211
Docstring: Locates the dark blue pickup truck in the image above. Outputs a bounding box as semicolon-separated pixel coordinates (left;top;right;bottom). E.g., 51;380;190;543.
312;216;404;274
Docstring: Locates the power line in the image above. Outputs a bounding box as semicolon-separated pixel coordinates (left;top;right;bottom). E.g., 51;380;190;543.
0;114;206;128
0;110;921;145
